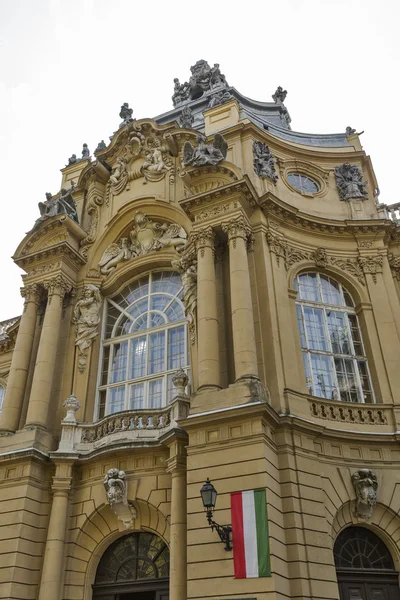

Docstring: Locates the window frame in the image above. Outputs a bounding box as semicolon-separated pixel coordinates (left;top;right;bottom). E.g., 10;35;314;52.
94;271;189;420
295;272;375;404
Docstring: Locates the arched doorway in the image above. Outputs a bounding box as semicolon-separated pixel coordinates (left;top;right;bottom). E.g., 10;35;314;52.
334;526;400;600
92;532;169;600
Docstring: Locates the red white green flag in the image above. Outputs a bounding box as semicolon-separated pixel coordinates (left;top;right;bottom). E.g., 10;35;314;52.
230;489;271;578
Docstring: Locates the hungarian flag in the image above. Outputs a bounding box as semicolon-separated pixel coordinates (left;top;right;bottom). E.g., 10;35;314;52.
230;489;271;578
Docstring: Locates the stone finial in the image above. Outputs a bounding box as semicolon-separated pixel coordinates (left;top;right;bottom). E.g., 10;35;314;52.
351;469;378;520
272;86;287;103
119;102;133;128
63;394;80;422
172;368;189;396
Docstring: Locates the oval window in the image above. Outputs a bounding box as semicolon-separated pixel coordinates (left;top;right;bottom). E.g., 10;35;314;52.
287;173;319;194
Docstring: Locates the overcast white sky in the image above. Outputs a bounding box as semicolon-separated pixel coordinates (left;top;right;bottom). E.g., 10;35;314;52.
0;0;399;321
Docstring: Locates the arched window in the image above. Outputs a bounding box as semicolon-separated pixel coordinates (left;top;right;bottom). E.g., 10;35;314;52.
97;271;189;419
334;527;395;571
294;273;374;403
0;385;5;413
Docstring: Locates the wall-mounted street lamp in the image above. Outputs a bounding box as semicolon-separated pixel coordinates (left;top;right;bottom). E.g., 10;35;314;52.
200;478;232;551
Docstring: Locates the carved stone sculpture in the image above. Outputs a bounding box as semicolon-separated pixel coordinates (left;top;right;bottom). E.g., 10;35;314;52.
272;86;287;103
172;60;229;106
119;102;133;128
95;140;107;152
179;106;194;128
253;140;278;182
172;368;189;396
73;285;102;372
109;157;129;195
99;212;187;276
210;63;227;89
82;143;90;159
183;133;228;167
99;238;131;275
346;126;356;136
68;154;78;165
208;89;233;109
172;78;190;107
104;468;137;529
63;394;80;422
335;163;368;200
140;138;170;182
172;252;197;344
351;469;378;520
32;186;79;231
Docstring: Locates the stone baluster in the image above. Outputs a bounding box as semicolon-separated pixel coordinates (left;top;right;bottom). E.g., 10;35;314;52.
38;460;73;600
0;284;39;433
192;228;221;390
25;275;73;430
222;217;258;380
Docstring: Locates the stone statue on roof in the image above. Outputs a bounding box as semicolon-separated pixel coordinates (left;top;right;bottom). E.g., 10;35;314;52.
31;185;79;231
81;143;90;159
172;60;229;106
272;86;287;104
119;102;133;128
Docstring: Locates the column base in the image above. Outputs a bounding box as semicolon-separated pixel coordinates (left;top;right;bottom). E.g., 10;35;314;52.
0;429;15;436
24;423;48;432
196;384;222;394
235;374;260;383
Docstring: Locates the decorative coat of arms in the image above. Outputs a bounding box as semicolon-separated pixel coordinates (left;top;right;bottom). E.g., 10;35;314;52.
351;469;378;520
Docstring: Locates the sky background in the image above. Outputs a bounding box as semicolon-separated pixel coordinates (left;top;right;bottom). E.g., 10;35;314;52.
0;0;399;320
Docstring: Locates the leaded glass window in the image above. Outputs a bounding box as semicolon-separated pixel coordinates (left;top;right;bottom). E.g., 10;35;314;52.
334;527;395;571
294;273;374;403
287;173;319;194
97;271;189;419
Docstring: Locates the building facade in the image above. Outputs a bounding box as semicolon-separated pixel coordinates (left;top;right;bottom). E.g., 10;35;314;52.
1;60;400;600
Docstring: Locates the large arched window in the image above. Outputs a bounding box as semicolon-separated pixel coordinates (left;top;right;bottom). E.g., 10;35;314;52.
294;273;374;403
97;271;189;419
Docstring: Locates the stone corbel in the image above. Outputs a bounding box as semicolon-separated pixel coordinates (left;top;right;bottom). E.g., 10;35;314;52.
104;468;137;529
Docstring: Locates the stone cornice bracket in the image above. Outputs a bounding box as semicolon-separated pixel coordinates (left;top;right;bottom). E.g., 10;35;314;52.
221;216;253;250
358;254;383;284
43;275;74;304
192;226;215;258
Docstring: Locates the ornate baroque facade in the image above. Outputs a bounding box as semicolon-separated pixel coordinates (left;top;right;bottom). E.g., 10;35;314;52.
1;60;400;600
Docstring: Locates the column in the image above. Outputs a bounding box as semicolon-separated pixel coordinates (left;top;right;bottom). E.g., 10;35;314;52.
193;227;221;390
25;275;72;430
0;284;39;433
222;217;258;380
166;439;187;600
38;460;73;600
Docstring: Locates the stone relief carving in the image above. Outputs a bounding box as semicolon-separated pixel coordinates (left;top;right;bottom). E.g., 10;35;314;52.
253;141;278;182
32;185;79;231
104;468;137;529
183;133;227;167
73;285;102;373
358;255;383;283
351;469;378;520
172;59;229;106
172;247;197;344
207;89;233;109
335;163;368;200
178;106;194;128
140;138;170;182
272;86;287;103
119;102;133;128
99;212;187;276
109;157;129;195
80;180;105;259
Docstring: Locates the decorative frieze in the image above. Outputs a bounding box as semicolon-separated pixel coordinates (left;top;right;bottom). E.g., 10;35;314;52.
183;133;228;167
73;285;102;372
310;399;387;424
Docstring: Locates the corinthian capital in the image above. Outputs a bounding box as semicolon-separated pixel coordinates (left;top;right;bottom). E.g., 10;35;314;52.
222;217;253;250
43;275;74;303
191;227;215;258
20;283;39;303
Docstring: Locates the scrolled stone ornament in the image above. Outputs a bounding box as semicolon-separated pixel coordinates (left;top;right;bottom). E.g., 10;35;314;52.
183;133;227;167
335;162;368;200
351;468;378;520
109;157;129;195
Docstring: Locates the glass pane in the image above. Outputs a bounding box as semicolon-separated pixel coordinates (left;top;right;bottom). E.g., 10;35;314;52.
335;358;358;402
129;337;147;379
105;303;120;339
129;383;144;410
287;173;319;194
108;386;125;414
302;352;313;394
151;294;171;312
343;289;354;307
165;300;184;323
320;276;342;306
357;361;373;403
101;346;110;385
132;313;148;332
149;378;163;408
168;326;185;370
296;305;306;348
98;390;106;419
129;298;149;321
167;373;175;402
125;277;149;305
303;307;328;351
115;315;133;337
148;331;165;374
326;311;350;355
152;271;182;295
310;353;336;399
110;342;128;383
298;273;320;302
348;314;364;356
149;312;167;328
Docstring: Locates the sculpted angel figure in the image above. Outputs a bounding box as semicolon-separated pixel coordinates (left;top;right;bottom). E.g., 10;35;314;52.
183;133;228;167
130;211;187;255
109;157;129;195
335;162;368;200
104;468;127;505
99;238;131;275
73;285;102;357
141;139;168;173
33;186;78;230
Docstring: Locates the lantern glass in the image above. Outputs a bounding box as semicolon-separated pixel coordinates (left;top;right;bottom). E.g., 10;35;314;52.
200;478;217;509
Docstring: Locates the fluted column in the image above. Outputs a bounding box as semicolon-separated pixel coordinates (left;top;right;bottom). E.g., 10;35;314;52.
0;284;39;433
166;438;187;600
193;228;221;390
222;217;258;380
38;460;73;600
25;275;72;430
